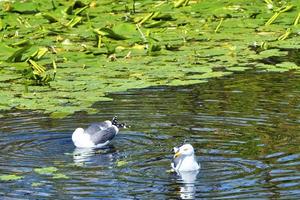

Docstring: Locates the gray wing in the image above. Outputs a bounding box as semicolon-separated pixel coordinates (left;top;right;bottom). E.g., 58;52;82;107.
89;126;118;145
84;122;111;135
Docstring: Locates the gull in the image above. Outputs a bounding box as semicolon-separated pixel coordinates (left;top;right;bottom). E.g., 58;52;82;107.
171;144;200;172
72;116;126;148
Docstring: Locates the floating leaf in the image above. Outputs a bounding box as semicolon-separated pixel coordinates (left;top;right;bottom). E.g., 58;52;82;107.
294;12;300;26
31;182;44;187
41;13;59;23
11;40;30;47
75;5;89;16
174;0;190;8
94;28;127;40
34;167;58;175
276;62;299;69
0;174;23;181
6;45;32;62
53;173;69;179
66;16;82;28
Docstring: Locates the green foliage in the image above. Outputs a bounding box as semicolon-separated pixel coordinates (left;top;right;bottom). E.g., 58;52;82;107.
34;166;69;179
0;174;23;181
0;0;299;117
34;167;58;175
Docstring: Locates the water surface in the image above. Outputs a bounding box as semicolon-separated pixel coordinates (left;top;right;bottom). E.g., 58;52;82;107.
1;72;300;199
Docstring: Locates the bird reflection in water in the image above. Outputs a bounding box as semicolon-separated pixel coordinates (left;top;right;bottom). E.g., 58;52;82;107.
176;170;199;200
72;145;116;165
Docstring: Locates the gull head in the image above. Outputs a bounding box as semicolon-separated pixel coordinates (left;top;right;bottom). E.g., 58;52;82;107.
111;116;127;128
174;144;195;158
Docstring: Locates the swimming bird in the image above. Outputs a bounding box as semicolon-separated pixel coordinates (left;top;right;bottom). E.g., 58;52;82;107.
72;116;126;148
171;144;200;172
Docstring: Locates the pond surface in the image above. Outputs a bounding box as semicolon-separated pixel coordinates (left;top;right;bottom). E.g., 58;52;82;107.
1;71;300;199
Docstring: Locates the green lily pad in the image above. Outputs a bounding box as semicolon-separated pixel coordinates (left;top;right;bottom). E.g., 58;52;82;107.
276;62;299;69
0;174;23;181
227;66;250;72
0;0;299;118
34;167;58;175
31;182;44;187
53;173;69;179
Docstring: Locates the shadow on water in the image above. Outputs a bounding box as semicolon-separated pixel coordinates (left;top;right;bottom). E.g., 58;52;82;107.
0;71;300;199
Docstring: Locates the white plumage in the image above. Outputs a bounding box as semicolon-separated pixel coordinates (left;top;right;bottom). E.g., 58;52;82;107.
171;144;200;172
72;117;126;148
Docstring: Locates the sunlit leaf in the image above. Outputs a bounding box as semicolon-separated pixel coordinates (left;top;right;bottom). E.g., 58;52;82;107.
34;167;58;175
0;174;23;181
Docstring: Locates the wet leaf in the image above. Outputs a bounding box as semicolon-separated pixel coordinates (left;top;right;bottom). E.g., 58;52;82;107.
94;28;127;40
0;174;23;181
31;182;44;187
34;167;58;175
53;173;69;179
41;13;59;23
0;0;299;117
276;62;299;69
6;45;32;62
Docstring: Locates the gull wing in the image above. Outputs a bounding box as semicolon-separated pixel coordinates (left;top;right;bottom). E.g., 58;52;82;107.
89;126;118;145
84;122;111;135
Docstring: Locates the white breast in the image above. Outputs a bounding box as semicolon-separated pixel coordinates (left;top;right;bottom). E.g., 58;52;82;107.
176;156;200;171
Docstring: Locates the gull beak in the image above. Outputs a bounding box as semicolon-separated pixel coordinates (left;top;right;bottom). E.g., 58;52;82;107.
174;152;181;158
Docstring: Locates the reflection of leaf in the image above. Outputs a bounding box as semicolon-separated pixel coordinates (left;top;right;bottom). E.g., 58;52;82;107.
168;79;207;86
0;174;23;181
188;71;232;79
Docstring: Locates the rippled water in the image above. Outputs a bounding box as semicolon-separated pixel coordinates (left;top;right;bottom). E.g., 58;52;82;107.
1;72;300;199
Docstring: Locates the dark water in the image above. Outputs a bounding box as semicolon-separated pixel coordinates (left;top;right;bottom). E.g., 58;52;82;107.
1;72;300;199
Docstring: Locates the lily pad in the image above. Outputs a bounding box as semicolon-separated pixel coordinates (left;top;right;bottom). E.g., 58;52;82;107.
31;182;44;187
0;174;23;181
52;173;69;179
34;167;58;175
0;0;299;118
276;62;299;70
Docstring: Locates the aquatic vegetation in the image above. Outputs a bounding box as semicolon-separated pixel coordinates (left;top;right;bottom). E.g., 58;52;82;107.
34;166;69;179
0;174;23;181
52;173;69;179
116;160;129;167
31;182;44;187
0;0;299;117
34;166;58;175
